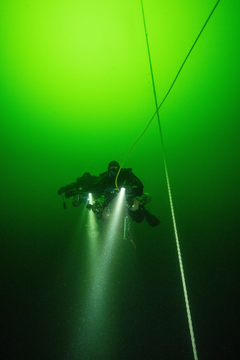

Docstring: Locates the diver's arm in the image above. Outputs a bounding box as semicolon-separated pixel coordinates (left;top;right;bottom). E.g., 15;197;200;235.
57;173;102;195
57;172;100;195
57;182;79;195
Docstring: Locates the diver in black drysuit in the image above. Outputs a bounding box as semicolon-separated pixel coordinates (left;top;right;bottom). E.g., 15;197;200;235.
57;161;160;227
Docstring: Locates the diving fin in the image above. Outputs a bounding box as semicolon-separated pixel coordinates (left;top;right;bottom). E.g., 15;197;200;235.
143;208;161;227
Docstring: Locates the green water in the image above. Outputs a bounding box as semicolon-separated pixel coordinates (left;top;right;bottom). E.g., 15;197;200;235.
1;1;239;359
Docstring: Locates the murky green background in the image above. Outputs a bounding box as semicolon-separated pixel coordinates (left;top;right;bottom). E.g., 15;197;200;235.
1;1;239;359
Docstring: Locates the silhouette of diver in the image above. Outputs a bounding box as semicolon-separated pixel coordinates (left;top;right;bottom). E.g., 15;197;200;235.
57;161;160;227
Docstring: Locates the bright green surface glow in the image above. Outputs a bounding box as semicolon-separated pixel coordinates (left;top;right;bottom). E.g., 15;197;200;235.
2;1;238;148
1;0;238;189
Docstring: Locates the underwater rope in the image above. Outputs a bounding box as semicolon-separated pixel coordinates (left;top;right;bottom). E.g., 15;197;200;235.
140;1;199;357
115;0;221;190
138;1;220;359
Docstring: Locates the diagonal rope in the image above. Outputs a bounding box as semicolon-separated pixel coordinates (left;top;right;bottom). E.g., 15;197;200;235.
141;0;221;132
115;0;220;189
139;1;220;359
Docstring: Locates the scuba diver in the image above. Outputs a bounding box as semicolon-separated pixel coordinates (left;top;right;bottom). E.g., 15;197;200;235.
57;161;160;227
91;161;160;227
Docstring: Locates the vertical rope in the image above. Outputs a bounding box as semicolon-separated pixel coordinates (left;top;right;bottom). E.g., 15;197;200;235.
140;1;199;359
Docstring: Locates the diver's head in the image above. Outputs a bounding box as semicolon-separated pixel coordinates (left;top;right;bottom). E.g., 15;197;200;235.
108;161;120;177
